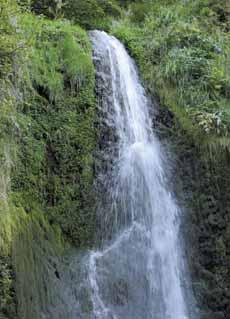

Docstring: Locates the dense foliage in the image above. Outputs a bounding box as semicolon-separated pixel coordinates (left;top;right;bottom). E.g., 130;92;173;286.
13;14;96;246
27;0;122;29
113;0;230;152
0;1;96;317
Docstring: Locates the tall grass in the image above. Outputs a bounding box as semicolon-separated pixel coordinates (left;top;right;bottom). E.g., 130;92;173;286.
112;0;230;152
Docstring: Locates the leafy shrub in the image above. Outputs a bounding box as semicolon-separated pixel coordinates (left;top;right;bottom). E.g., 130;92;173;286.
129;1;152;24
29;0;122;30
28;0;64;18
64;0;106;29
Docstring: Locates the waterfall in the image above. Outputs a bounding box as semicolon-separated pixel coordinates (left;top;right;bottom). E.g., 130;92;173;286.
86;31;196;319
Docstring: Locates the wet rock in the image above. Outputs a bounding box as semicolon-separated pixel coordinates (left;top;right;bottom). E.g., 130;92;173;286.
154;103;230;317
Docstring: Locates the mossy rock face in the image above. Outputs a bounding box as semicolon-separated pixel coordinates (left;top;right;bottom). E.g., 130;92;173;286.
11;209;64;319
0;4;97;317
154;105;230;318
9;14;97;247
0;256;16;319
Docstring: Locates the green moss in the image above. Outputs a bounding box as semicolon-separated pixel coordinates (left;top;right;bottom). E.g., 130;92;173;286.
6;14;97;246
0;4;97;317
0;0;21;77
0;196;65;318
11;207;64;319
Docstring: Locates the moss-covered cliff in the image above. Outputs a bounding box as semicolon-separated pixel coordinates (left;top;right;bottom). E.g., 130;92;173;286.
0;1;97;317
157;111;230;319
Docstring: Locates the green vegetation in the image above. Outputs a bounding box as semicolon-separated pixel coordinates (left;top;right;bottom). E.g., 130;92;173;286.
64;0;121;30
1;5;96;248
13;14;96;246
112;0;230;152
0;1;97;317
1;0;230;318
28;0;122;30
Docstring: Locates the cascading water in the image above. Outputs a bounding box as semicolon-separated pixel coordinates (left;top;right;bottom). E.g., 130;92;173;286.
36;30;197;319
85;31;197;319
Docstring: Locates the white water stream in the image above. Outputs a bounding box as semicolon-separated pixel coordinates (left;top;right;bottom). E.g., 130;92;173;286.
86;31;196;319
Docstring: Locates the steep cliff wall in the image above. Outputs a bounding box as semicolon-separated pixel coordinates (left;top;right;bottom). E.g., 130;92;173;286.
162;114;230;319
